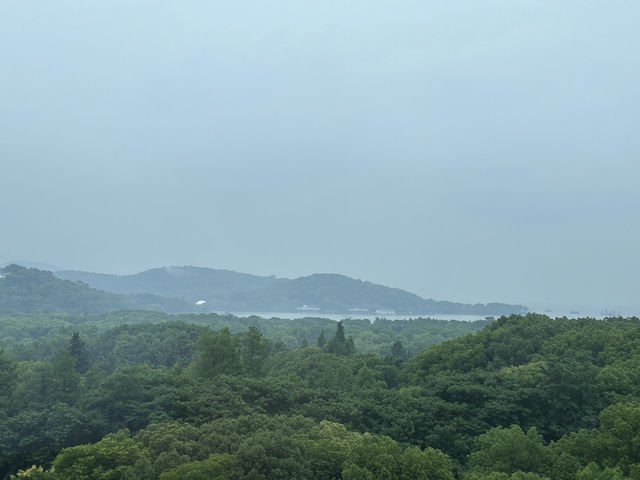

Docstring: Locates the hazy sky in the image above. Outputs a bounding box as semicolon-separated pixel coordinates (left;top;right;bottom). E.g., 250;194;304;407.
1;1;639;311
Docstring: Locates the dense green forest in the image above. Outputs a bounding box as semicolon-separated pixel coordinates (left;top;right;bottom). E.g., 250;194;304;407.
3;312;640;479
0;310;488;364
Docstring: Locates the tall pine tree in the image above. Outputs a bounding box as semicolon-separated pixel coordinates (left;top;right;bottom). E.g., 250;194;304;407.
325;321;355;356
69;332;90;373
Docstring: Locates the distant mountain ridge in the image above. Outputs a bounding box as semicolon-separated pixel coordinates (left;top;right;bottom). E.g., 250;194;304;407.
56;265;527;316
56;266;279;300
1;260;64;271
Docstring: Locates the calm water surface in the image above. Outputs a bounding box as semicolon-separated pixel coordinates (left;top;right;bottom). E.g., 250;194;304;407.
219;310;631;322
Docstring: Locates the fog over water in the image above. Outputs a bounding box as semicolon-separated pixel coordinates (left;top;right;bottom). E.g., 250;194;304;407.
1;1;639;313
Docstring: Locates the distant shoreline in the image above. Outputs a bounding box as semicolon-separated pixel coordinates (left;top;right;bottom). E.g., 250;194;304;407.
211;310;628;322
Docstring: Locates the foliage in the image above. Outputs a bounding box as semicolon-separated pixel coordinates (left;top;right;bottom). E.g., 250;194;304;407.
0;311;485;364
0;265;188;314
4;314;640;479
325;321;356;356
51;430;150;479
466;425;551;477
69;333;89;373
157;453;235;480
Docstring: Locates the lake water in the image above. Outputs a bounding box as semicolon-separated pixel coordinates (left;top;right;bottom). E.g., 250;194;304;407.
220;310;633;322
223;312;490;322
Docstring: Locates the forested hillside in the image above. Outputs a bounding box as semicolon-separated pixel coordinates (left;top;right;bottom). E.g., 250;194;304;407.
0;264;528;316
56;266;528;315
55;266;279;301
3;313;640;479
0;265;189;314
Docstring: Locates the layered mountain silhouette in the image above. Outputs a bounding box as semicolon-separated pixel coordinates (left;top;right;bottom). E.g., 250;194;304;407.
0;264;189;314
55;265;528;315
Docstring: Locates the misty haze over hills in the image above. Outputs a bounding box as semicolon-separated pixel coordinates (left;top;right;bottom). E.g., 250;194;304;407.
54;265;527;315
3;2;639;313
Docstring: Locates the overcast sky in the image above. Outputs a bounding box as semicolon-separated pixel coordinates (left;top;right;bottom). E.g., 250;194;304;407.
1;1;639;312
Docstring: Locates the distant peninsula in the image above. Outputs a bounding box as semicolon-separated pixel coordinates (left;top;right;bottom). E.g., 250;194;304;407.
53;265;528;316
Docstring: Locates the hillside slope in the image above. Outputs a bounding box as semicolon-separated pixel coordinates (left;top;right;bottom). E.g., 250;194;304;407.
0;264;189;314
56;266;527;315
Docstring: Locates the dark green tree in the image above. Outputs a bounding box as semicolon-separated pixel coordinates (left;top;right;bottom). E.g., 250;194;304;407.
391;340;406;360
69;332;90;374
326;321;355;356
240;326;269;376
51;353;81;404
0;349;16;411
196;328;241;378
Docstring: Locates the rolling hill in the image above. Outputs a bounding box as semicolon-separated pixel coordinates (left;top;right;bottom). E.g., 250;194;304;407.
56;266;527;315
0;264;189;314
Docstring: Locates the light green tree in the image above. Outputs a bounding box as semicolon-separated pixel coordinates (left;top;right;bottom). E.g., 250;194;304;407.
466;425;551;478
52;430;151;480
158;453;235;480
342;433;402;480
399;446;455;480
